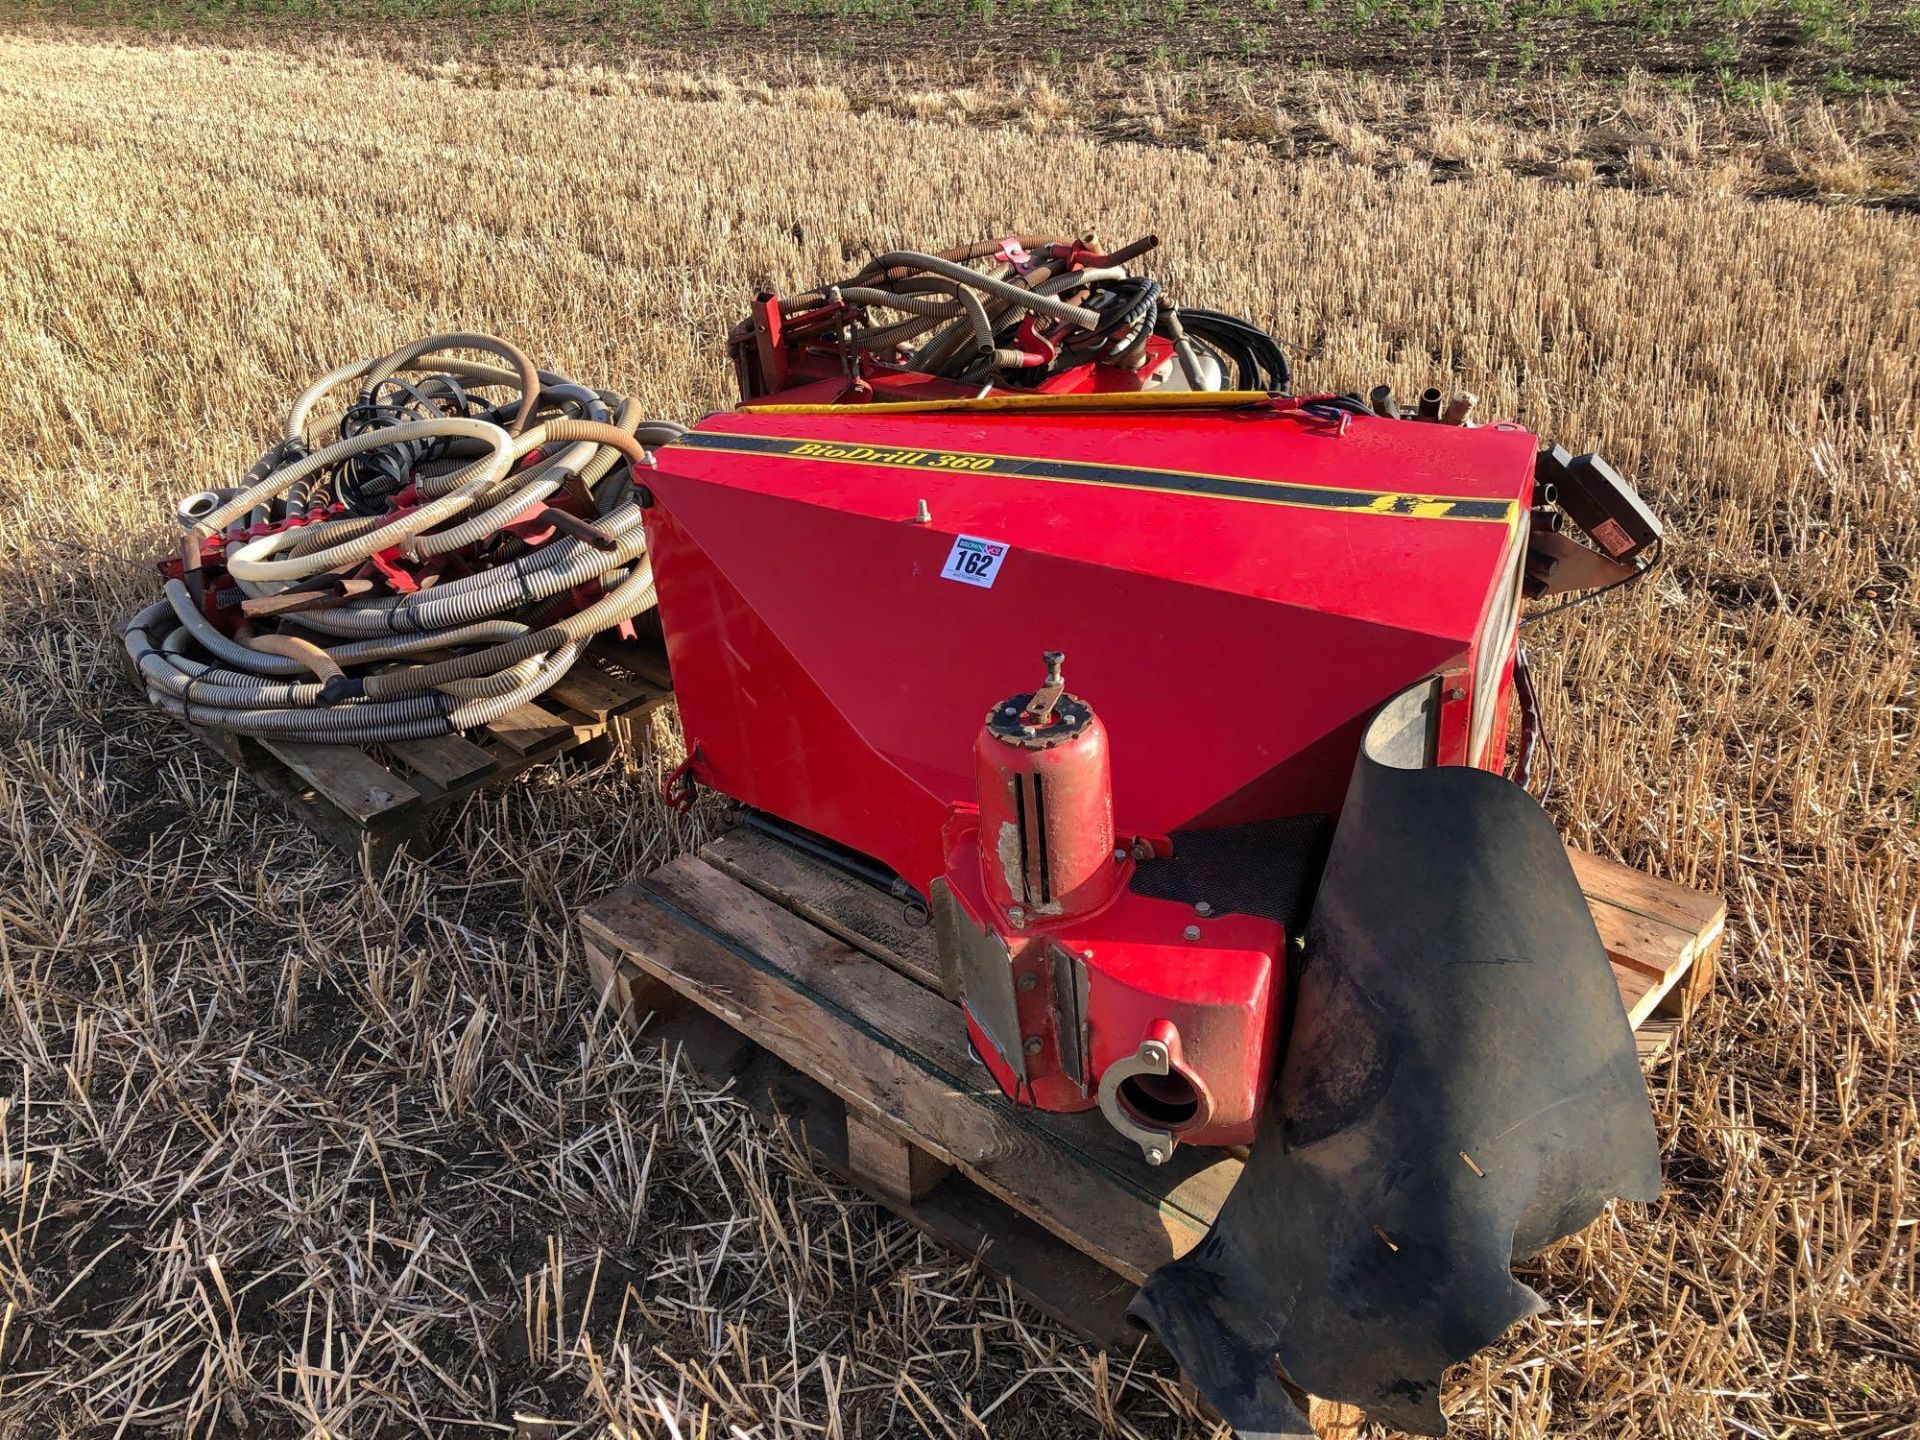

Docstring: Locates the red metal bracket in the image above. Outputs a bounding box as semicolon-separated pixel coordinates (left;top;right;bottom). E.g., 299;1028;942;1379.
660;751;701;814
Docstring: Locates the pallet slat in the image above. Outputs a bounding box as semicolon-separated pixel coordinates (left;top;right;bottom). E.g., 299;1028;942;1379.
1570;847;1726;1016
586;875;1217;1280
1568;847;1726;934
546;665;639;721
383;733;497;787
258;738;421;822
578;821;1726;1427
703;827;947;991
159;636;674;864
483;701;580;754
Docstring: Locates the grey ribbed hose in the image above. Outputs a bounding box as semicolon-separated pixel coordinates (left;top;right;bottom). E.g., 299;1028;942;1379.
408;458;575;558
360;559;655;700
223;415;644;583
577;404;641;504
910;286;1000;375
133;599;549;706
196;417;513;543
326;620;535;662
403;418;653;559
855;311;949;353
274;505;647;638
145;690;457;743
1037;266;1125;295
279;430;596;562
808;286;961;319
223;429;514;582
855;252;1099;330
286;512;388;559
161;580;307;677
129;601;604;743
151;596;526;682
146;587;536;685
434;654;551;701
126;604;455;730
444;642;583;726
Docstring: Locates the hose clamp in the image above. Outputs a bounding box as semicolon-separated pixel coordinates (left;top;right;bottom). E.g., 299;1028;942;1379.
1098;1036;1180;1166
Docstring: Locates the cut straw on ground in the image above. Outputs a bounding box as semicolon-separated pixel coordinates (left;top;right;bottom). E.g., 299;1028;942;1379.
0;30;1915;1439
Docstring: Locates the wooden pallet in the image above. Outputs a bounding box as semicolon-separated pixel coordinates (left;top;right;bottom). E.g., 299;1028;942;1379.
580;825;1725;1430
173;632;674;865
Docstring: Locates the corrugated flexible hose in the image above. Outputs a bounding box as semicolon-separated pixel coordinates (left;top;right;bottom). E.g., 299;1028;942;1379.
123;335;682;745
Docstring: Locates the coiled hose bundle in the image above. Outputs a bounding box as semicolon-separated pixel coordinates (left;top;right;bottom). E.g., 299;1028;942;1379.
123;333;683;746
770;234;1292;393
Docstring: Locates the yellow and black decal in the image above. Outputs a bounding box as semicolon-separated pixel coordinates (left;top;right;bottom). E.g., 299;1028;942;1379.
675;429;1516;524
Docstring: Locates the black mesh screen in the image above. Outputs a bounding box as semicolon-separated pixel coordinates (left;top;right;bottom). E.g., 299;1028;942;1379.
1127;815;1333;933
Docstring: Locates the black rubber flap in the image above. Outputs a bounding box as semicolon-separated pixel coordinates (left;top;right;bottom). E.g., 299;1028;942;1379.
1127;685;1662;1438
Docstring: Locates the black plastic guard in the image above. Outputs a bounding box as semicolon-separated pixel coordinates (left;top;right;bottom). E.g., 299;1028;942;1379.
1128;683;1662;1438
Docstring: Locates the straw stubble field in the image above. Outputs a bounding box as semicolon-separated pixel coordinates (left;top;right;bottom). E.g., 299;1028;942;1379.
0;32;1916;1440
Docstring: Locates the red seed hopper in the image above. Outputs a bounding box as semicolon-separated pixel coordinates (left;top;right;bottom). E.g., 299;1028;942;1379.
641;234;1668;1437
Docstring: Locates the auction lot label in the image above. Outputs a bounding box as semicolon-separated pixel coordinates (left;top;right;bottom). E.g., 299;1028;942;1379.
940;535;1008;588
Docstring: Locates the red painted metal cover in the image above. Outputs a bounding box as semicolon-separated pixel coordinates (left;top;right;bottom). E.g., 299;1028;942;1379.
646;399;1534;891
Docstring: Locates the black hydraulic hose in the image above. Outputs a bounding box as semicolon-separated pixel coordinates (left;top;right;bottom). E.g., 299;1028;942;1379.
1063;277;1162;368
1300;395;1376;422
739;809;926;907
1177;308;1292;391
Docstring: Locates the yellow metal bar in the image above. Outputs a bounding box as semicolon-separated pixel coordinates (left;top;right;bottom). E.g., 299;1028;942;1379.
736;390;1275;417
